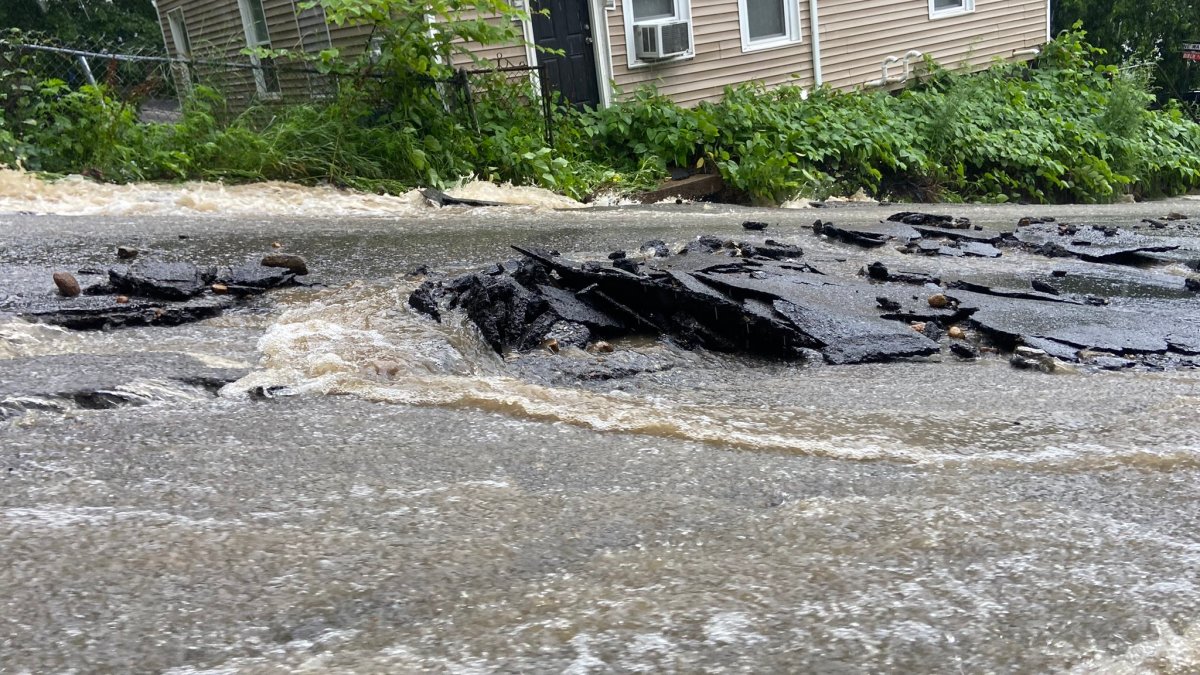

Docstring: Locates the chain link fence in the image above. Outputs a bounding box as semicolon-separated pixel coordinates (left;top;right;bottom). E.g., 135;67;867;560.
1;38;555;142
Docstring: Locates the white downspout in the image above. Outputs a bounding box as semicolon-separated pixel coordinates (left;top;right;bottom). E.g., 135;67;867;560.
807;0;822;87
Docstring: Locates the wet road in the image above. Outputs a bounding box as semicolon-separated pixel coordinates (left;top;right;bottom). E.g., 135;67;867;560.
3;194;1200;673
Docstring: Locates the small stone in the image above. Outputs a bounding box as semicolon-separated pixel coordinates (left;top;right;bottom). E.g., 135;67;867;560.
1015;346;1048;359
876;296;901;311
948;326;965;339
1031;279;1061;295
910;322;926;333
589;341;615;353
1048;359;1078;374
211;283;229;295
950;342;979;359
742;221;768;231
116;246;139;260
1051;270;1067;277
1185;277;1200;292
927;294;949;308
115;295;130;304
52;272;81;297
1164;212;1188;221
639;240;670;258
1010;355;1040;370
612;257;641;275
608;250;627;260
261;253;309;275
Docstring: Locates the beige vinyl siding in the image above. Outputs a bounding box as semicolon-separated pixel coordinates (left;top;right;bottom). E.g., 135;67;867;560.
817;0;1047;89
448;11;530;70
607;0;814;106
156;0;258;103
158;0;370;102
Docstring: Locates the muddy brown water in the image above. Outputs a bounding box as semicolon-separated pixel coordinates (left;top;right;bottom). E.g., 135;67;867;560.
3;190;1200;673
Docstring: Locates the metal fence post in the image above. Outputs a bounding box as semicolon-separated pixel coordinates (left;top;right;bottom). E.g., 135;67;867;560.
539;63;553;147
76;54;96;85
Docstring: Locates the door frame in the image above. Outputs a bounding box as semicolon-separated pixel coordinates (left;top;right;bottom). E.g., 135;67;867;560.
522;0;614;108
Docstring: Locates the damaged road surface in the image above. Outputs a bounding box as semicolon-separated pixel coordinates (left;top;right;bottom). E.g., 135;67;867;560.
410;212;1200;371
411;237;938;365
10;254;310;330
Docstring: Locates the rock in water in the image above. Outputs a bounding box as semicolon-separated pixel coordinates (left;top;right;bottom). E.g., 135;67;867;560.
742;221;768;231
261;253;309;276
52;272;81;297
640;240;670;258
109;260;212;300
116;246;139;260
950;342;980;359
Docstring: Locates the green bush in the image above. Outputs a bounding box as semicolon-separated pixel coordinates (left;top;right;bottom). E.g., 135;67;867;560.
1;27;1198;205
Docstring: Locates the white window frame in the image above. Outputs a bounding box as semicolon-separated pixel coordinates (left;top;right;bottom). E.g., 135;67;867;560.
622;0;695;69
236;0;281;98
928;0;974;19
737;0;801;53
166;8;193;92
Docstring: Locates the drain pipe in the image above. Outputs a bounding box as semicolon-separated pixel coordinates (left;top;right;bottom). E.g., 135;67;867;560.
866;55;904;87
902;49;923;80
807;0;823;87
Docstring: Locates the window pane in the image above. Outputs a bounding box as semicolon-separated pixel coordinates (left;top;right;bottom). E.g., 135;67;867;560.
747;0;785;40
632;0;675;21
261;57;280;93
933;0;963;9
248;0;271;44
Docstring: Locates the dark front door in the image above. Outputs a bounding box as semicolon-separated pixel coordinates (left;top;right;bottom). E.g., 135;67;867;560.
531;0;600;108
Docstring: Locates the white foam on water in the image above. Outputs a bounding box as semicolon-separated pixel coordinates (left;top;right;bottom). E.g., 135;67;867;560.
0;169;590;217
218;281;1200;468
2;505;230;529
446;179;585;210
1069;620;1200;674
0;169;431;216
0;320;78;359
702;611;767;646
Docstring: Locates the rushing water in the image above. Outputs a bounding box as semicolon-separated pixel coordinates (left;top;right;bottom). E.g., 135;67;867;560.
2;176;1200;673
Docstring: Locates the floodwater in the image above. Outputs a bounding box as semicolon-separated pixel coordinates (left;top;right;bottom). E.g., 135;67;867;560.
2;174;1200;673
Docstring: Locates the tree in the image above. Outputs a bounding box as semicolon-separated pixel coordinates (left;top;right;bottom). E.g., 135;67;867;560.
0;0;161;52
312;0;531;80
1052;0;1199;107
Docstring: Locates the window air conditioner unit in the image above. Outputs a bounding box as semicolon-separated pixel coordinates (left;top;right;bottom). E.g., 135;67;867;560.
634;21;690;60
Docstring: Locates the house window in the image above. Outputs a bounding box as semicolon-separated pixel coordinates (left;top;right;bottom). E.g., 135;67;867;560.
623;0;694;68
237;0;280;96
737;0;800;52
929;0;974;19
166;8;193;92
167;8;192;59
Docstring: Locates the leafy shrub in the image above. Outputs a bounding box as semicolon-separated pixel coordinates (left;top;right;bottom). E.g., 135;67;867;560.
1;26;1198;204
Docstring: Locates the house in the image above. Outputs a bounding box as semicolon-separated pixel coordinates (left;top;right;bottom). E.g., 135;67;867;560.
153;0;1050;107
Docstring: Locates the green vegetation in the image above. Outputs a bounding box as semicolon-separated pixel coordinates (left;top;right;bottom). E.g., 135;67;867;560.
2;26;1199;204
1052;0;1199;110
0;0;161;52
